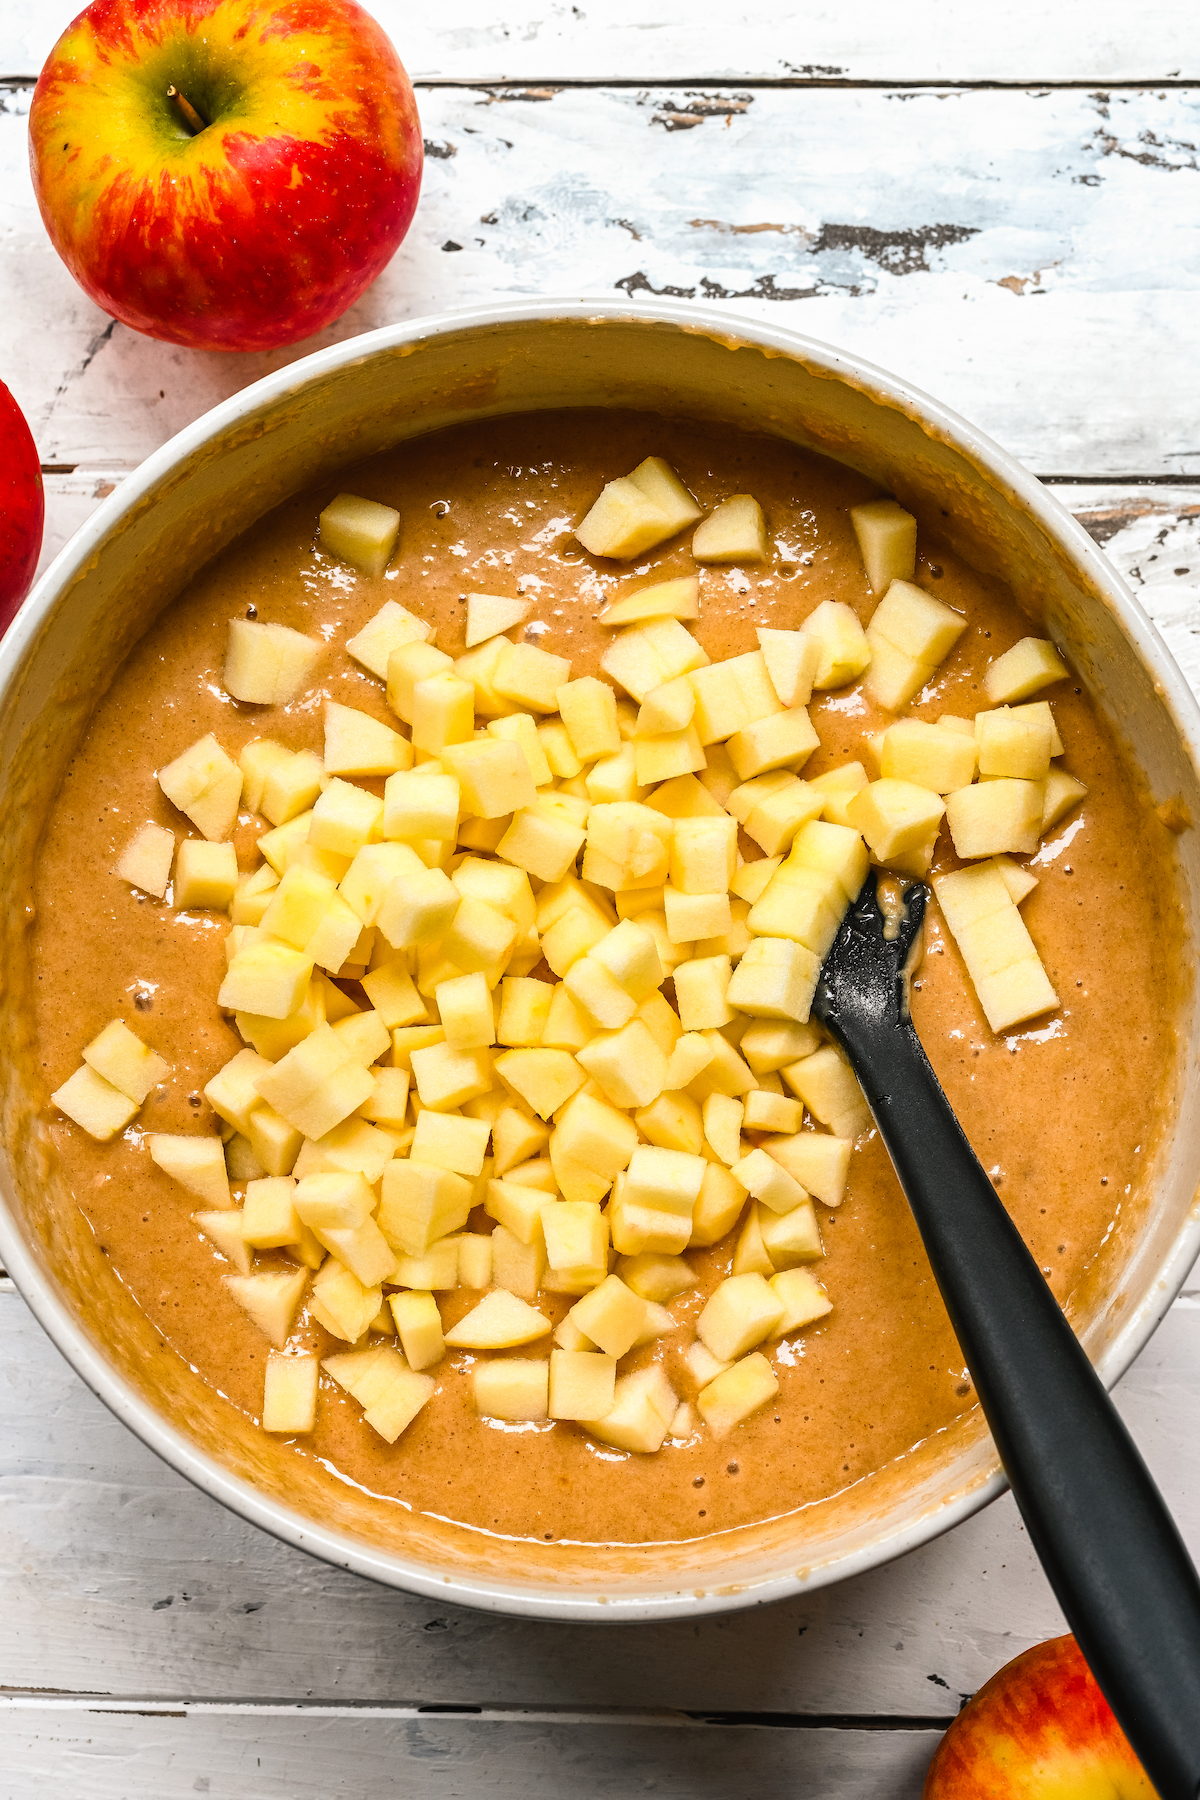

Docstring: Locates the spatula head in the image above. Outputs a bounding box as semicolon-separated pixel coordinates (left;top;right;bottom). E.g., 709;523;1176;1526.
811;872;927;1038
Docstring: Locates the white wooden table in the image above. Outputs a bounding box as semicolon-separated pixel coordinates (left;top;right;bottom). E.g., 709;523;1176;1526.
3;4;1200;1790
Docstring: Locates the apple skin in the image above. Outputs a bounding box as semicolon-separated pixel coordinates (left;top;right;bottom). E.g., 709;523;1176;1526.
923;1634;1156;1799
29;0;423;353
0;383;45;627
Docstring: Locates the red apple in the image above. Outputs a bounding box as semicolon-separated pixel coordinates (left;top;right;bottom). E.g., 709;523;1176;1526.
28;0;423;353
923;1634;1156;1798
0;382;45;627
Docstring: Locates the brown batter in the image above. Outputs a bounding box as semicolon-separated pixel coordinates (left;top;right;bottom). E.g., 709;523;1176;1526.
29;410;1181;1549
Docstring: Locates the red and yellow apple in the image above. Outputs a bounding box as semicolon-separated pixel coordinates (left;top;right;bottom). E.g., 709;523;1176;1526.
923;1634;1156;1798
0;382;45;626
29;0;423;352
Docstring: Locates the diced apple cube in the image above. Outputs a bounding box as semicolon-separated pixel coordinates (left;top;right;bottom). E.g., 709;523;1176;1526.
697;1351;778;1437
239;739;291;815
578;456;702;559
668;816;736;895
159;733;243;841
323;700;411;778
391;1235;462;1291
241;1175;302;1249
743;1090;803;1135
492;1047;583;1120
313;1211;395;1287
224;1266;308;1347
149;1133;231;1209
602;619;709;704
730;1145;808;1215
865;580;966;710
493;976;551;1048
599;575;701;628
771;1266;833;1335
375;861;460;952
231;863;280;927
262;1350;319;1433
469;1356;548;1421
442;738;537;819
976;705;1053;781
802;600;872;689
483;1222;542;1297
692;493;770;564
568;1274;650;1357
204;1047;274;1137
881;720;978;793
697;1272;785;1362
553;676;618;762
622;1145;706;1221
1043;768;1087;832
543;1199;608;1275
671;954;730;1032
495;802;583;885
363;1365;436;1443
633;727;706;788
783;1044;869;1137
116;820;175;898
454;1232;491;1290
308;1260;381;1341
82;1018;169;1105
307;778;383;860
702;1091;743;1165
328;1009;391;1068
758;1196;823;1268
582;1364;678;1453
690;650;781;746
377;1158;473;1257
984;637;1071;704
849;497;918;595
635;1089;704;1156
637;675;696;738
492;1107;550;1176
945;778;1044;858
686;1030;756;1099
485;1177;554;1248
727;708;820;781
726;935;820;1024
193;1202;251;1274
224;618;320;706
254;1024;374;1139
409;1041;494;1111
756;627;820;710
435;970;494;1050
318;492;400;576
465;591;532;647
293;1169;375;1233
446;1289;552;1349
386;640;454;723
548;1348;617;1420
847;778;946;864
389;1290;445;1372
551;1090;638;1188
490;641;570;714
688;1160;748;1246
409;1110;490;1180
574;1017;667;1110
662;888;730;945
934;862;1059;1032
739;1020;821;1074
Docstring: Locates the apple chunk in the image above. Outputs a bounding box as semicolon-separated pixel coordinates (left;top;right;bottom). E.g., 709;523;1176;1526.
318;492;400;576
224;619;320;705
116;821;175;898
578;457;702;559
692;494;770;564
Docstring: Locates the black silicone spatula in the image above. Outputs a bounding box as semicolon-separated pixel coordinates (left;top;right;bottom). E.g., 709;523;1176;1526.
811;872;1200;1798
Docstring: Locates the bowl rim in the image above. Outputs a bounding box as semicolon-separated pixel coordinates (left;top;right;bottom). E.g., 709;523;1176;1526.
4;295;1200;1621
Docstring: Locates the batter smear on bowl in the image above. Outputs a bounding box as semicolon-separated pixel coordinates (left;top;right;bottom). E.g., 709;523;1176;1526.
33;411;1180;1547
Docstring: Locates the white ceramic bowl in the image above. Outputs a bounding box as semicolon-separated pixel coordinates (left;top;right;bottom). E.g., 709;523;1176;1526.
2;301;1198;1620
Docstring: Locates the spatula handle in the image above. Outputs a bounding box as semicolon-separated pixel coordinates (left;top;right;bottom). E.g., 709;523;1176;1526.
826;1006;1200;1800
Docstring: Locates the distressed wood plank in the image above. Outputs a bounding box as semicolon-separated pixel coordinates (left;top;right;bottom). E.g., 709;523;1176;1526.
4;84;1200;474
0;1703;939;1799
4;1287;1200;1711
3;0;1198;84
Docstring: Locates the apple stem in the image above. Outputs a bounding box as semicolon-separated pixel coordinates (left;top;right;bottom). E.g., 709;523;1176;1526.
166;85;208;136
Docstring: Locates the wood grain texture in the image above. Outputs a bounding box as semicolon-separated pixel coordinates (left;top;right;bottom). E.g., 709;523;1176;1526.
3;0;1198;84
0;1702;939;1798
5;82;1200;473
